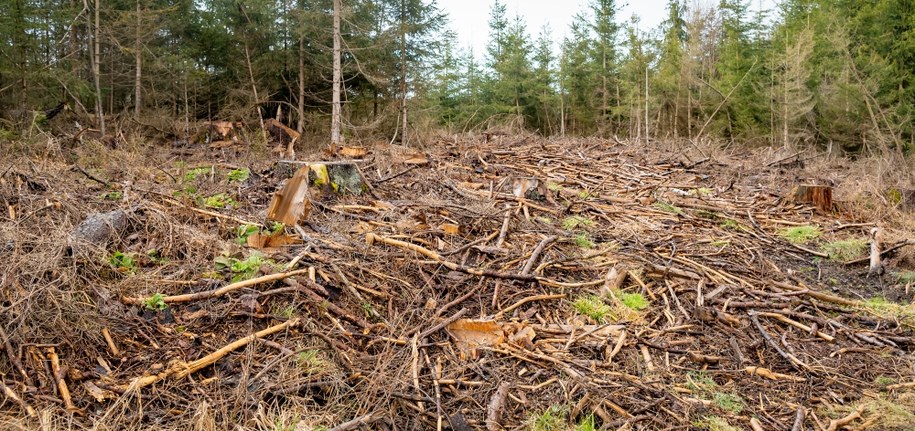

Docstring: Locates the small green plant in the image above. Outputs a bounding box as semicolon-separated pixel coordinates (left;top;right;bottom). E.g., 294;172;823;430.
710;240;730;248
577;190;593;199
100;190;122;200
572;295;614;323
573;233;594;249
617;291;649;311
526;406;565;431
720;219;741;230
576;414;596;431
696;209;719;219
146;249;168;265
184;167;211;182
144;293;168;311
203;193;236;209
215;253;264;282
108;251;137;273
237;224;260;244
546;182;562;192
296;349;326;374
895;271;915;284
227;168;250;182
685;371;718;393
822;238;868;261
694;416;740;431
562;215;593;230
779;225;821;244
713;392;745;414
654;201;683;215
875;376;896;388
268;222;285;234
690;187;714;196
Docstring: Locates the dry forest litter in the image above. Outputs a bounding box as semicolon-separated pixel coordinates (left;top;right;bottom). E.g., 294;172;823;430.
1;135;915;431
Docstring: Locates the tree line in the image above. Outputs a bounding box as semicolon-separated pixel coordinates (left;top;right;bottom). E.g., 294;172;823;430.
1;0;913;154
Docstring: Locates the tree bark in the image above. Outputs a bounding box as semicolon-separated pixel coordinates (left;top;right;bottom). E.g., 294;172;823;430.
297;32;305;134
331;0;343;146
84;0;105;135
399;0;408;146
134;0;142;118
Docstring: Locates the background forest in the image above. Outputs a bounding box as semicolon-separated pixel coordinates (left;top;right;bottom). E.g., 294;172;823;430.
1;0;914;154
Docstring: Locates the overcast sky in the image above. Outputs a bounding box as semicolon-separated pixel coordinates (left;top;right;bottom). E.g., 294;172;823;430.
436;0;777;57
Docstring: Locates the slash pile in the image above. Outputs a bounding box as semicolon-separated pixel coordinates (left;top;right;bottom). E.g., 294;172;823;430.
1;136;913;430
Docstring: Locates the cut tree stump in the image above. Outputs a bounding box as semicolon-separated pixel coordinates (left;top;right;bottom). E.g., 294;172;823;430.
268;161;368;225
791;184;833;212
266;119;300;159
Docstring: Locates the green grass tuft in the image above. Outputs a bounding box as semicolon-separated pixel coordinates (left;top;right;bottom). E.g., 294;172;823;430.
713;392;745;414
779;225;821;244
573;233;594;249
526;406;565;431
618;291;649;311
562;216;593;230
822;238;868;261
572;295;614;323
694;416;741;431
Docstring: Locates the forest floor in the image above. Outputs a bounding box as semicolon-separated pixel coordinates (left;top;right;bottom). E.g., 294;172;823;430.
1;133;915;431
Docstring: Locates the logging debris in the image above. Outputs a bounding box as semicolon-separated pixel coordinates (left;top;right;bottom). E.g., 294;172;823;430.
1;136;914;430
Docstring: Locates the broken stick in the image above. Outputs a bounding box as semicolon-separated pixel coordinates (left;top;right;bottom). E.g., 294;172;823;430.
121;269;310;305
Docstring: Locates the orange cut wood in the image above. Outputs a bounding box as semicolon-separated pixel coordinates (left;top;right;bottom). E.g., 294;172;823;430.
266;166;311;225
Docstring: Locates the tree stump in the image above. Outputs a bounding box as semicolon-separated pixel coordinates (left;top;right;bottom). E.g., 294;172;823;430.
791;185;833;212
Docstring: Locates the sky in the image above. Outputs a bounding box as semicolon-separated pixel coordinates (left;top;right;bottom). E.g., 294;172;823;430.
436;0;777;58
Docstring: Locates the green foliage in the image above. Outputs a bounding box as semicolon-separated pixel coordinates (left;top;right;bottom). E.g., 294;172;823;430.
184;167;211;182
576;414;596;431
779;225;821;244
525;406;565;431
237;224;260;244
713;392;745;414
203;193;236;209
227;168;250;182
822;238;868;261
100;190;122;201
573;233;594;249
144;293;168;311
693;416;740;431
109;251;137;273
654;202;683;215
214;253;264;282
562;216;593;230
572;295;614;323
296;349;326;374
617;291;649;311
896;271;915;284
720;219;741;230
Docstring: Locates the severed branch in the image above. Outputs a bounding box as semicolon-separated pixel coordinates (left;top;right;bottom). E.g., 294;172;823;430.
121;269;311;305
366;234;537;282
749;313;811;372
824;404;865;431
124;318;300;390
521;236;557;276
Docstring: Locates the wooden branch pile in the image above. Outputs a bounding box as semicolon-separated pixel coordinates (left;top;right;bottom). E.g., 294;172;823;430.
1;137;913;430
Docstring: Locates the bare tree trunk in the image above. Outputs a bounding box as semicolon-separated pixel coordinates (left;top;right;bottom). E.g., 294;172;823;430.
134;0;142;118
84;0;105;135
239;4;265;133
331;0;343;146
296;33;305;134
399;0;408;146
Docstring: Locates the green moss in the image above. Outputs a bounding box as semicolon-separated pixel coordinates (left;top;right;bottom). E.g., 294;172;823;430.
896;271;915;284
654;201;683;215
713;392;745;414
779;225;821;244
562;216;593;230
573;233;594;249
572;295;614;323
227;168;250;182
617;291;649;311
822;238;868;261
